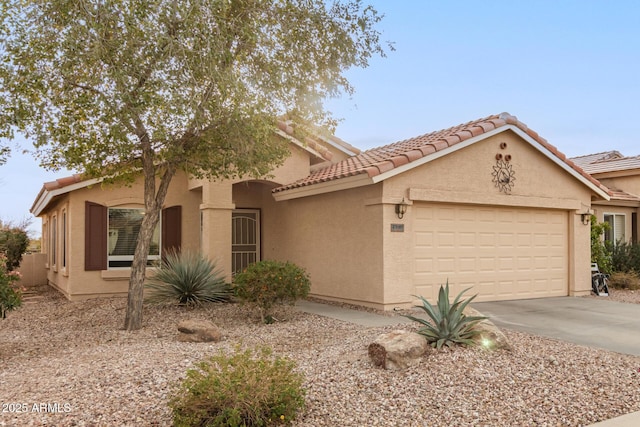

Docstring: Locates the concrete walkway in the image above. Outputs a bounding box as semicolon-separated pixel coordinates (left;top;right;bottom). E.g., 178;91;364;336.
296;297;640;427
295;300;411;327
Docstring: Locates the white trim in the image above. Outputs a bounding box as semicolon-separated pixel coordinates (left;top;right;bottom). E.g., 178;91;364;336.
107;206;161;269
603;212;627;244
369;125;610;200
31;177;102;216
507;126;610;200
275;125;610;202
275;129;327;161
317;135;359;157
273;174;373;201
371;127;507;184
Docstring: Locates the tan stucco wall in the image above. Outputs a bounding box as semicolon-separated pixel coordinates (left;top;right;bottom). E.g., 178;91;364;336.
41;171;202;299
37;129;600;307
269;184;387;308
266;145;311;186
377;130;596;307
17;253;48;287
199;144;314;282
592;175;640;242
591;203;637;242
596;174;640;197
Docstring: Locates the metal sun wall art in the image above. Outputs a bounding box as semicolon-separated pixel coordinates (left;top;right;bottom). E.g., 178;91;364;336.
492;144;515;194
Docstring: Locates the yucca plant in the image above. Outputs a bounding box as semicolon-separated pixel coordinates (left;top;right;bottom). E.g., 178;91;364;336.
402;281;486;349
145;250;231;306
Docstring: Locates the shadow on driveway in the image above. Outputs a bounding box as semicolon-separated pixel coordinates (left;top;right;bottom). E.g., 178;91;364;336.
472;297;640;356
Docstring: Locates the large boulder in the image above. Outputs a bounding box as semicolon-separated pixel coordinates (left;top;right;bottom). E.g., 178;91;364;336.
368;330;429;371
463;307;512;351
177;319;223;343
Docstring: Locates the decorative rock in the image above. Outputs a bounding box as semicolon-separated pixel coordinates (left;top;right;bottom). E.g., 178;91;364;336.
176;319;223;343
463;307;512;351
368;330;429;370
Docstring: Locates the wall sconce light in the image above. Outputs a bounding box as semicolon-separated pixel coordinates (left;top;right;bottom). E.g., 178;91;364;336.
579;208;594;225
395;198;408;219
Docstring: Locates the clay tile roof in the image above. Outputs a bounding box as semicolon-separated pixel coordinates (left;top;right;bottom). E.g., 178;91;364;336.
42;174;86;191
609;189;640;202
274;112;611;197
276;119;361;160
571;154;640;175
569;151;624;168
276;120;333;161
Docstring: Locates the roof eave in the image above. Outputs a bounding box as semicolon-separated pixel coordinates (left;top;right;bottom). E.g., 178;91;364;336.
31;177;102;217
273;173;372;201
368;125;610;201
370;126;508;184
507;126;610;201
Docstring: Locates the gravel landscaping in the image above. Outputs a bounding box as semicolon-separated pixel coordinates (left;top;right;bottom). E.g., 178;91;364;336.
2;285;640;426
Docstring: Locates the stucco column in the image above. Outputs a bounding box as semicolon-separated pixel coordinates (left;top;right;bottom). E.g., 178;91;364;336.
569;210;592;297
382;200;414;308
200;182;235;282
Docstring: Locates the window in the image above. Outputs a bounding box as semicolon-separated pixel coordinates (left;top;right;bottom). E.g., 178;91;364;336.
43;221;49;267
85;202;180;271
62;211;67;269
108;208;160;268
51;215;57;268
604;213;626;245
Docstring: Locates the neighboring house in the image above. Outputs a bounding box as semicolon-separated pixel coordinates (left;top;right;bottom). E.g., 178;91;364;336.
571;151;640;245
31;113;611;308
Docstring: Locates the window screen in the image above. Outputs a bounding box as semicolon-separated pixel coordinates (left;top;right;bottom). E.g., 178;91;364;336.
604;213;626;245
108;208;160;268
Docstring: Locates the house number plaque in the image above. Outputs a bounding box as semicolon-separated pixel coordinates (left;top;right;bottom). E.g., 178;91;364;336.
390;224;405;232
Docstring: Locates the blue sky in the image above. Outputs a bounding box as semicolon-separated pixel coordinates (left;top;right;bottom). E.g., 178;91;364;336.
2;0;640;235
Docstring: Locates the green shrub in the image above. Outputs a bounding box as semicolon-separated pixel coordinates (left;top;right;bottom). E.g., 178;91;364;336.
145;250;231;306
590;215;612;275
233;260;310;323
609;271;640;290
169;347;306;427
0;252;22;319
610;241;640;274
0;225;29;271
402;281;486;349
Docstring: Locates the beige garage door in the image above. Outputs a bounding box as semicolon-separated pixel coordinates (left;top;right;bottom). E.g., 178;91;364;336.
414;203;568;302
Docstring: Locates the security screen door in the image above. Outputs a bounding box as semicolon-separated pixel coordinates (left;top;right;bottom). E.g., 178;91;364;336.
231;210;260;274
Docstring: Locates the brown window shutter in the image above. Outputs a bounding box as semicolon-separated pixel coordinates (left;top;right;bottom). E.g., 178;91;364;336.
85;201;107;271
162;205;182;253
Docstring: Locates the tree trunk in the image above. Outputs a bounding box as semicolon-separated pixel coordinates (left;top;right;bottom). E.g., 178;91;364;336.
123;163;176;330
123;208;160;330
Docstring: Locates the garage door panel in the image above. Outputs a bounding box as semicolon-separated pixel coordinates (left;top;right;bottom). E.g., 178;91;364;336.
413;204;568;302
415;231;433;246
478;257;496;271
458;232;476;247
498;257;515;271
458;257;477;272
497;233;515;247
437;232;456;247
478;233;495;247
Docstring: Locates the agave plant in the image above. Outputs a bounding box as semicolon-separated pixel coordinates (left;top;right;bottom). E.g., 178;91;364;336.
145;250;231;306
402;281;487;349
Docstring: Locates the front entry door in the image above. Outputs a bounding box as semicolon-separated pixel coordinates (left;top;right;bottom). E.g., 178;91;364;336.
232;210;260;274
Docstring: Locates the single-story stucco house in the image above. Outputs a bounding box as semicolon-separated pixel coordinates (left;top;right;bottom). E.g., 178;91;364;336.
31;112;614;309
570;151;640;245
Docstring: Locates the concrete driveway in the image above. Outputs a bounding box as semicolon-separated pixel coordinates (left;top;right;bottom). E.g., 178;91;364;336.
472;297;640;356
